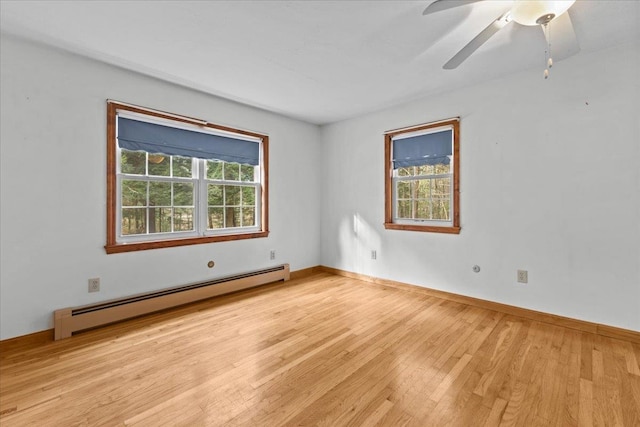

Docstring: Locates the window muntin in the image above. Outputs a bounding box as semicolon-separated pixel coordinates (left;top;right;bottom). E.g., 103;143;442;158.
384;118;460;234
106;101;269;253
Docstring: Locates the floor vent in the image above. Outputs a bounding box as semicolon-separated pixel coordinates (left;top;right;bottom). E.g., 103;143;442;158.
54;264;290;340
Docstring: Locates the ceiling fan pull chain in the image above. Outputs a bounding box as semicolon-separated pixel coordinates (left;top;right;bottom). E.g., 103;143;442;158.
547;21;553;69
543;22;551;79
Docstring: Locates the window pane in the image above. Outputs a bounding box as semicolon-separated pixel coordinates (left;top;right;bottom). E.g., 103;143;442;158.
397;200;412;219
434;163;451;174
149;182;171;206
121;208;146;235
432;198;450;220
121;150;146;175
417;164;434;176
173;183;193;206
225;185;241;205
147;154;170;176
174;208;194;231
397;181;411;199
242;186;255;206
208;184;223;205
397;167;412;177
149;207;171;233
224;163;240;181
241;164;255;182
433;178;451;197
208;207;224;229
415;179;431;199
242;207;255;226
172;156;192;178
207;160;223;180
122;180;147;206
415;200;432;219
225;207;241;227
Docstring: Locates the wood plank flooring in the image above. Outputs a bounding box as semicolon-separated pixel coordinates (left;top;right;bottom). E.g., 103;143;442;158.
1;273;639;426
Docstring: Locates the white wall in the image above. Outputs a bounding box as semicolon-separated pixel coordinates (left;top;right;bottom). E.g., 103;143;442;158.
0;34;322;340
2;34;639;341
321;42;640;332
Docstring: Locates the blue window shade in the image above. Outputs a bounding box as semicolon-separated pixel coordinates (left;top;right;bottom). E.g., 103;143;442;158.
392;129;452;169
118;117;260;166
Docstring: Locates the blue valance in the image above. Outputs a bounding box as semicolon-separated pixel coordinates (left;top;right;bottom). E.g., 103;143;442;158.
118;117;260;166
392;129;452;169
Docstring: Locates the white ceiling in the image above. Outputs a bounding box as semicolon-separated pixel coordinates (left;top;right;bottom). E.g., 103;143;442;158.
1;1;638;124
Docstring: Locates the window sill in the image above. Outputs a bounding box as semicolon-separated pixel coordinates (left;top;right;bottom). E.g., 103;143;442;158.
383;223;460;234
105;231;269;254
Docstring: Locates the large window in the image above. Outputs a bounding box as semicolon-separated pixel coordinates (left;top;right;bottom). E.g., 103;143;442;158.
106;101;269;253
384;118;460;234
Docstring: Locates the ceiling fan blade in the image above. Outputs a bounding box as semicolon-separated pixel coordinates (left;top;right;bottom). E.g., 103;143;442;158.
542;11;580;61
443;12;511;69
423;0;484;16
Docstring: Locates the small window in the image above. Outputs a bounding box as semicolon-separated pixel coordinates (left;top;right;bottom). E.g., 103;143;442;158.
384;118;460;234
106;101;269;253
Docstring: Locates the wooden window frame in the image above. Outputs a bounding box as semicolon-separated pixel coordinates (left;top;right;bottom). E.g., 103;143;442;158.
105;101;269;254
384;118;460;234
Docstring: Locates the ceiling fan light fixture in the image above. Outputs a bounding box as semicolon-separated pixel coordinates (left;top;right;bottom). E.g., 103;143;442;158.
511;0;576;26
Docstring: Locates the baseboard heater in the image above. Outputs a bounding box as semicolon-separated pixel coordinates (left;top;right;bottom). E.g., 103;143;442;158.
54;264;290;340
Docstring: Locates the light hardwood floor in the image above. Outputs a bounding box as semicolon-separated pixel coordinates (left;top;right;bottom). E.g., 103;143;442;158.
1;273;639;426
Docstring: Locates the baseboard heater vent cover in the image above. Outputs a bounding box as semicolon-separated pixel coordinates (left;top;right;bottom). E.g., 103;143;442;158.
54;264;290;340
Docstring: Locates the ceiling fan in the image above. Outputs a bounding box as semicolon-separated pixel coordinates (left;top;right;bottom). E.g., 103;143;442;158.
424;0;580;77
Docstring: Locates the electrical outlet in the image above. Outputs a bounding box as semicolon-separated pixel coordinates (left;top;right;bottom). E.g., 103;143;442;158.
517;270;528;284
88;278;100;293
371;250;377;260
270;250;276;260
